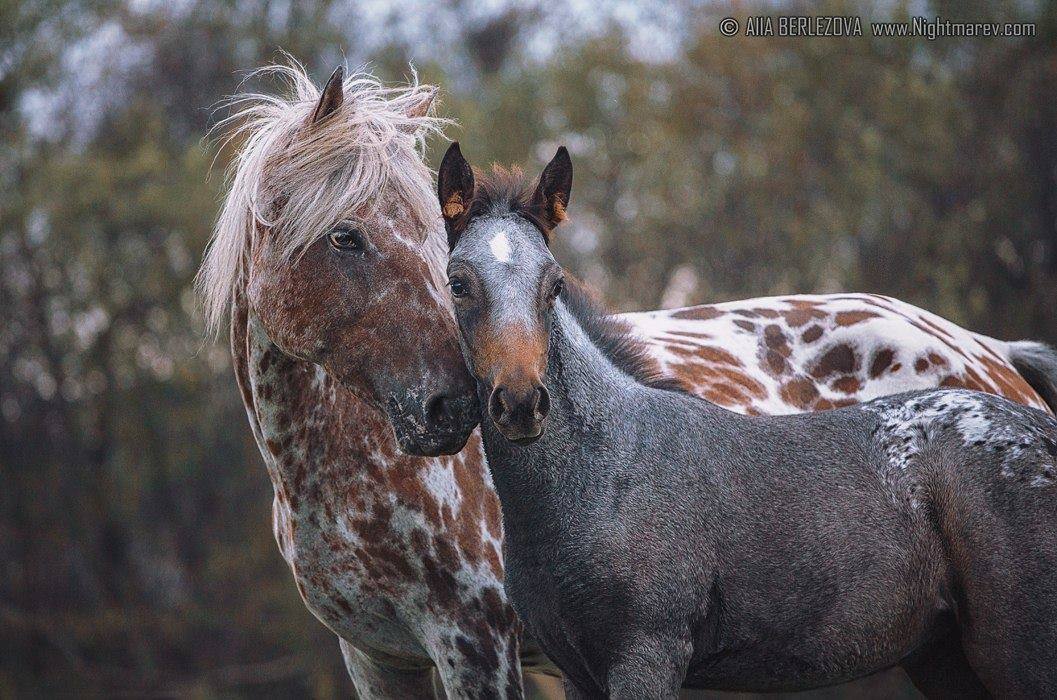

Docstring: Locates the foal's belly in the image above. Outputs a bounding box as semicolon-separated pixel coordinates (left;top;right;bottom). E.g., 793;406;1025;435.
685;595;945;692
686;636;916;692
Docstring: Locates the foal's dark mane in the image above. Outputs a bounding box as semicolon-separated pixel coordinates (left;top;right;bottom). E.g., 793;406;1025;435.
559;278;689;393
452;164;553;239
460;164;687;394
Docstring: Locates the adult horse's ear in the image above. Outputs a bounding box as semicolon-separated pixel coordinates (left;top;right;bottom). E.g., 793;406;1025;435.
405;85;438;119
534;146;572;230
311;66;345;124
438;142;474;248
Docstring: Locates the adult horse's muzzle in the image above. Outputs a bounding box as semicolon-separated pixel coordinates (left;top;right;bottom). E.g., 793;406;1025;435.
386;388;480;456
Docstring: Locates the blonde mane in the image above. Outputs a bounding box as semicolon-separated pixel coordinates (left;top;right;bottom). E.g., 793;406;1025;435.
196;60;449;336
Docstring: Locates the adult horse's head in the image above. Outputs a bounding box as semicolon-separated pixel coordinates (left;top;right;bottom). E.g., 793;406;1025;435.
438;143;573;444
197;64;478;455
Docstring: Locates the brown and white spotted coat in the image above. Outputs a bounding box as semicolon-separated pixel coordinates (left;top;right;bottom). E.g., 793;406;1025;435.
626;293;1049;416
201;65;523;698
232;295;520;697
205;64;1052;700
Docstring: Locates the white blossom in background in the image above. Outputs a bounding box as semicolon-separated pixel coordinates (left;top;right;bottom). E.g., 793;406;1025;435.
660;263;699;309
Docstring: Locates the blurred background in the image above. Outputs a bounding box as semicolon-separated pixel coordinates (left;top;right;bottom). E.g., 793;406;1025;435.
2;0;1055;696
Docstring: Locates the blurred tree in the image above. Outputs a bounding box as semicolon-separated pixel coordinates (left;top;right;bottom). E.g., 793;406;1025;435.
1;1;354;695
2;0;1055;696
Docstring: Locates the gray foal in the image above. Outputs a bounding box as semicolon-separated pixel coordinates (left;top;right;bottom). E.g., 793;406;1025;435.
438;142;1057;699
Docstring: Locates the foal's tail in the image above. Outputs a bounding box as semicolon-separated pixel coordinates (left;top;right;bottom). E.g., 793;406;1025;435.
1009;340;1057;414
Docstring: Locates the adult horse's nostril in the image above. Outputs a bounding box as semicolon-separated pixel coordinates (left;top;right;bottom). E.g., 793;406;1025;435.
406;390;477;456
534;385;550;421
425;393;455;428
489;387;509;424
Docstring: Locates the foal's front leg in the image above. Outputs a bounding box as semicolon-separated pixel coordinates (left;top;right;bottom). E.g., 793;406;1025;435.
563;675;603;700
604;634;692;700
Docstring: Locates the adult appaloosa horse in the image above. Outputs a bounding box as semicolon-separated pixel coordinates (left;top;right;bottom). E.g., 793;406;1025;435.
198;61;1057;698
439;143;1057;699
198;64;522;698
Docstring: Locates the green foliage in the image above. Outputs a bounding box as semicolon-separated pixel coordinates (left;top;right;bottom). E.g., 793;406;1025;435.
2;0;1055;695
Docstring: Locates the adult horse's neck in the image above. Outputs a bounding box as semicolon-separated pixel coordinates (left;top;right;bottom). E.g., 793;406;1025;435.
231;288;331;491
229;279;428;512
228;282;403;546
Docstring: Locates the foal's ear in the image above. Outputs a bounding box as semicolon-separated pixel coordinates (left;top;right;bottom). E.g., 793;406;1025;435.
311;66;345;124
533;146;572;229
438;142;475;248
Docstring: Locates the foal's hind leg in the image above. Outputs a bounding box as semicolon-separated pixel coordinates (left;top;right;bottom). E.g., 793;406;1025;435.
339;639;439;699
936;472;1057;697
901;632;989;700
958;580;1057;697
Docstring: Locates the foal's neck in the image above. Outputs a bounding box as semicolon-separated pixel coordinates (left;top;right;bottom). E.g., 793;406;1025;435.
481;301;642;524
548;300;638;415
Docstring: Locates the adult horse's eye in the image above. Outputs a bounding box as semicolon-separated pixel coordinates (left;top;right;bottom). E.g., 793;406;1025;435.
328;226;364;252
449;277;469;299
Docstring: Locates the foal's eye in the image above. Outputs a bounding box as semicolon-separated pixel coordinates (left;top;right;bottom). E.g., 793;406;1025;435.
449;278;469;299
550;278;565;300
328;226;365;252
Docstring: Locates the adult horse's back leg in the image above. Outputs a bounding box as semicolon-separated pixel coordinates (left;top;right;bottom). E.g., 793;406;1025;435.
901;628;989;700
340;639;439;699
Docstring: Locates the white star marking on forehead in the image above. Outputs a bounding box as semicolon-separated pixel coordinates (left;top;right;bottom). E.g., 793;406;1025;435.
489;230;512;263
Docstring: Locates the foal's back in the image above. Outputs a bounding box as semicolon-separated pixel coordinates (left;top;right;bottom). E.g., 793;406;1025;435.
643;385;1057;515
621;385;1057;692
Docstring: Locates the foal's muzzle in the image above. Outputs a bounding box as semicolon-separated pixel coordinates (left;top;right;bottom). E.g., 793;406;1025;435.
488;382;550;445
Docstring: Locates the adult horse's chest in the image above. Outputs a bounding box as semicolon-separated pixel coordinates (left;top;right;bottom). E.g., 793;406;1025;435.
249;374;430;654
238;315;433;654
269;485;433;656
237;309;515;667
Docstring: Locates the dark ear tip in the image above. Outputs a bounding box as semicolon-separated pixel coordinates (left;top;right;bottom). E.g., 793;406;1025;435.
442;141;462;160
311;65;345;124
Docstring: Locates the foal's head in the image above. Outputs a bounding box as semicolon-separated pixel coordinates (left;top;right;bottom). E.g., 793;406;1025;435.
439;143;572;443
198;64;477;455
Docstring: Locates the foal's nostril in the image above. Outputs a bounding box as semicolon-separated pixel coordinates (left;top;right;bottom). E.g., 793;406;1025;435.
489;384;548;433
488;387;508;424
534;386;550;421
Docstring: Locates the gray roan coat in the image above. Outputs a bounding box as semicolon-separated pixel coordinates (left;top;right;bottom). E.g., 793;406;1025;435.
438;142;1057;699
